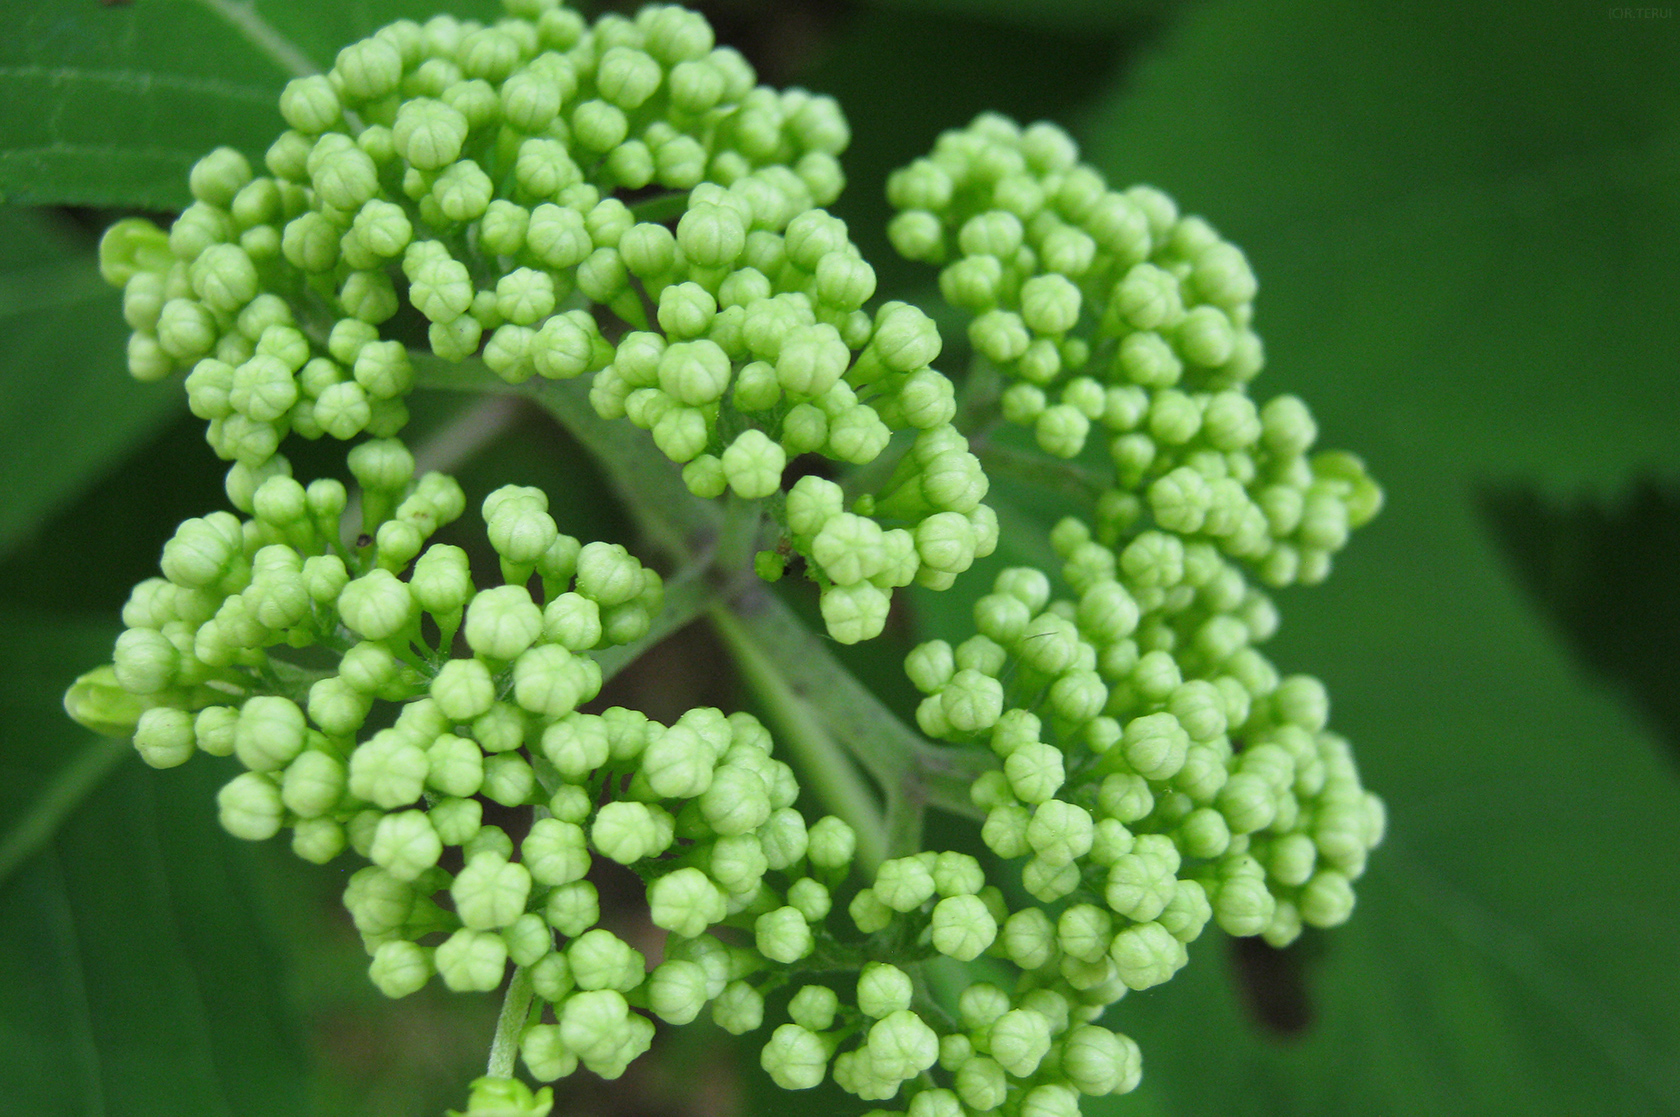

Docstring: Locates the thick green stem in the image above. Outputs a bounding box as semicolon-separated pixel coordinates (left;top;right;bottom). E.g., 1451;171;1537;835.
709;605;887;873
721;583;993;820
486;965;535;1079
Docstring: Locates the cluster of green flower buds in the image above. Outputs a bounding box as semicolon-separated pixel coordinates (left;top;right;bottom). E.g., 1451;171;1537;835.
68;438;664;843
887;113;1382;588
95;0;995;644
748;849;1146;1113
913;529;1384;940
74;4;1389;1114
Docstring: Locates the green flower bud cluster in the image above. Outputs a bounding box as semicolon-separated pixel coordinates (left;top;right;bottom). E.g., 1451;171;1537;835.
78;7;1390;1114
96;0;849;442
95;0;995;646
886;113;1383;588
750;854;1148;1112
578;178;999;642
893;536;1384;1068
781;447;999;644
65;440;673;899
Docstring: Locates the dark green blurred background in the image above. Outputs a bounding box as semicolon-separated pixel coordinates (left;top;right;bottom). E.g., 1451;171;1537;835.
1;0;1676;1114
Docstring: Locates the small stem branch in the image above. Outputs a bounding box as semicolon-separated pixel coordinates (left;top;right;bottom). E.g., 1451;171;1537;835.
486;965;535;1079
709;605;887;873
528;377;719;562
954;352;1005;437
715;495;765;573
972;439;1107;504
913;744;995;822
882;781;925;861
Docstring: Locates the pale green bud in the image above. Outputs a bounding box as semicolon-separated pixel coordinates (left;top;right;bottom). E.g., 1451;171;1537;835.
281;748;346;818
656;339;731;405
234;696;307;773
435;927;508;992
393;97;469;169
133;707;196;769
754;905;813;964
525;203;592;268
575;541;644;607
426;658;492;721
370;808;442;881
571;99;629;153
930;894;996;960
369;939;431;999
1004;741;1064;804
989;1008;1052;1078
678;203;746;269
1299;869;1356;928
776;323;848;398
568;928;645;993
789;984;839;1032
452;853;532;931
347;727;428;808
217;771;284;840
647;866;727;938
279;74;340;133
720;429;786;499
515;817;588;888
762;1023;830;1090
422;733;482;799
807;815;856;871
1109;921;1186;991
708;832;768;896
707;979;762;1036
464;585;542;660
591;800;670;864
818;582;889;645
480;752;534;807
872;856;936;913
786;878;831;923
337;569;414;641
503;912;553;969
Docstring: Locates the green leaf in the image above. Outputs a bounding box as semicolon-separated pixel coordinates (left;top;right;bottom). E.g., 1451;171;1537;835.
0;608;310;1115
0;0;285;209
1481;481;1680;762
1063;0;1680;1112
0;0;506;210
0;612;127;879
0;208;182;559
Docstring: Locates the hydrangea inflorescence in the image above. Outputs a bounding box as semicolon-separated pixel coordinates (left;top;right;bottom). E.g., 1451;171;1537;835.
68;3;1384;1115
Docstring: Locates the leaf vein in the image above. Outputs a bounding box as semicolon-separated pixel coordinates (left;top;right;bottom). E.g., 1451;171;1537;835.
184;0;320;80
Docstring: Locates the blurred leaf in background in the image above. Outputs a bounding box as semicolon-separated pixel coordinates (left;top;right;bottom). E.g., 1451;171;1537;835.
1074;0;1680;1114
1481;480;1680;765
